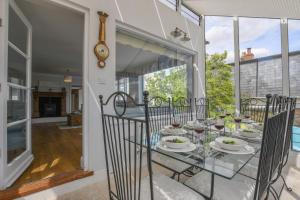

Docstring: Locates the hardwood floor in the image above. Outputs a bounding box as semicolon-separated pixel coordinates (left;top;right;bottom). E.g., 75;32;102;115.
11;123;82;188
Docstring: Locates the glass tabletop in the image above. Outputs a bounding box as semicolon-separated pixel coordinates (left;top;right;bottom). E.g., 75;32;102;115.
130;120;262;179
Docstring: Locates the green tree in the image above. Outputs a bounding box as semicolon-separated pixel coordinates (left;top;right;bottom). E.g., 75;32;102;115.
206;52;235;116
145;65;187;100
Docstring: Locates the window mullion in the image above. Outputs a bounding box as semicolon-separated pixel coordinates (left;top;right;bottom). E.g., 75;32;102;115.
233;17;241;114
281;18;290;96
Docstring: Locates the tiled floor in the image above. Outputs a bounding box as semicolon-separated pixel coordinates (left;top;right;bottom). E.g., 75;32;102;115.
55;151;300;200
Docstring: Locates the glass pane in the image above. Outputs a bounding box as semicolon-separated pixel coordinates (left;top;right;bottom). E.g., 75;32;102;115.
159;0;176;10
8;46;27;86
9;6;28;53
239;18;282;97
7;122;27;163
205;16;235;116
289;20;300;97
116;31;193;114
7;87;27;123
181;5;199;25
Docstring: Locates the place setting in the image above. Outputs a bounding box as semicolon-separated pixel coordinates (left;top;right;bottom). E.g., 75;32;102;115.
158;135;197;152
209;136;255;155
233;127;262;142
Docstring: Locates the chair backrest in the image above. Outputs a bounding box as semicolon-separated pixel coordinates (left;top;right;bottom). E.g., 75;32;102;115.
282;97;297;165
172;97;193;124
195;98;209;120
148;96;171;133
240;98;267;122
100;91;154;200
254;94;289;200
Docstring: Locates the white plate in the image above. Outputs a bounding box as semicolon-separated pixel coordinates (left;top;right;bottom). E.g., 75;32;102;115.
242;119;255;124
158;142;197;152
209;141;255;155
161;136;190;149
215;137;248;151
234;133;262;142
160;126;188;135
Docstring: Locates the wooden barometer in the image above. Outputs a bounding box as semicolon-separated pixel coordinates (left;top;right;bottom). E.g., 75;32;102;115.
94;11;109;68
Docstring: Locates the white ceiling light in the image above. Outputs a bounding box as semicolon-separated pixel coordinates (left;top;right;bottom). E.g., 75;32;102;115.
64;69;73;83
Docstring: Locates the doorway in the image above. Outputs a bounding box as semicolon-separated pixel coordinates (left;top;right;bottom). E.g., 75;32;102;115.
0;0;88;190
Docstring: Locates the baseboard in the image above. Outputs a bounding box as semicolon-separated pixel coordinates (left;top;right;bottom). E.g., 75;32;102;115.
32;117;67;124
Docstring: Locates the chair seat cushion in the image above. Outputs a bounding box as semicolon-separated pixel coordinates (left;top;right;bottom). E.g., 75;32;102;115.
141;174;205;200
152;153;192;173
184;171;256;200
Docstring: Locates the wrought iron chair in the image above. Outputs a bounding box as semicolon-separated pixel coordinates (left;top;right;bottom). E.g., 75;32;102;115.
270;97;297;194
148;96;193;181
184;94;290;200
195;98;209;120
240;97;267;122
148;96;172;133
100;91;204;200
172;97;193;124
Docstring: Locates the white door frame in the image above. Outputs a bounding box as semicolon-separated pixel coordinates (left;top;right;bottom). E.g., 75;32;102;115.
0;0;90;189
41;0;91;172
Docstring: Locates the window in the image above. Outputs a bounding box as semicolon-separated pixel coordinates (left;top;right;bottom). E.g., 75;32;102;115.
289;19;300;97
239;18;282;97
181;5;200;25
159;0;176;10
116;31;193;105
205;16;235;115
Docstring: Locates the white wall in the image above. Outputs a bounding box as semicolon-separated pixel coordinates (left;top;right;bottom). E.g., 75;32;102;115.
53;0;205;172
0;0;205;176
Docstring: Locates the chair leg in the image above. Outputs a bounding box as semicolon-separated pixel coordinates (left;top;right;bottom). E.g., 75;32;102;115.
171;172;177;179
281;174;293;192
177;174;180;181
270;186;280;200
268;188;278;200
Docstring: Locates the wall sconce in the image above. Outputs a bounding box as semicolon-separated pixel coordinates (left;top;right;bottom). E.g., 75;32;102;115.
170;27;190;42
170;27;182;37
181;33;191;41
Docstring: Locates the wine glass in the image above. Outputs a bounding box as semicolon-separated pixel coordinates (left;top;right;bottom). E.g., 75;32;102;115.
194;121;205;150
214;119;225;136
234;115;242;131
172;115;180;128
244;111;251;120
226;111;232;117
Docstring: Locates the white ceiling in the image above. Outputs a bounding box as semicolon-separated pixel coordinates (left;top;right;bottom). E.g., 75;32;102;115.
15;0;84;76
116;43;159;73
184;0;300;19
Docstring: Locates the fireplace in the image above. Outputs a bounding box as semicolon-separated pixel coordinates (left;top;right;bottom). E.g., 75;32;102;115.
32;91;67;118
39;97;62;117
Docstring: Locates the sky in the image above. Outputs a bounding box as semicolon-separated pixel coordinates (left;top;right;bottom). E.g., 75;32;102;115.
205;16;300;63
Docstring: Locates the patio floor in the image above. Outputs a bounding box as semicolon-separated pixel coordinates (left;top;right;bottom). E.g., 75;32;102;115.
54;151;300;200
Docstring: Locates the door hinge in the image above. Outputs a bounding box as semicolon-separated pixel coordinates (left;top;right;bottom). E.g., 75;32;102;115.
0;18;2;27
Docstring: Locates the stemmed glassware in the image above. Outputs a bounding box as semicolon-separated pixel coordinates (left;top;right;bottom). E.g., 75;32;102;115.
214;119;225;136
244;111;251;120
194;120;205;152
172;114;180;128
234;114;242;131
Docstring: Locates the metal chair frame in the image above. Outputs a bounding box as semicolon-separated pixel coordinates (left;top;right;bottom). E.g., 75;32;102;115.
100;91;154;200
195;98;209;120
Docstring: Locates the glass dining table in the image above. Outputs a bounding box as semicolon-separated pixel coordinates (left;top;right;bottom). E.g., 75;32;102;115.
129;118;263;199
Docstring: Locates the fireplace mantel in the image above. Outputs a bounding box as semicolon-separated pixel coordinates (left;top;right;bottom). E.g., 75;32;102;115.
32;91;67;118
